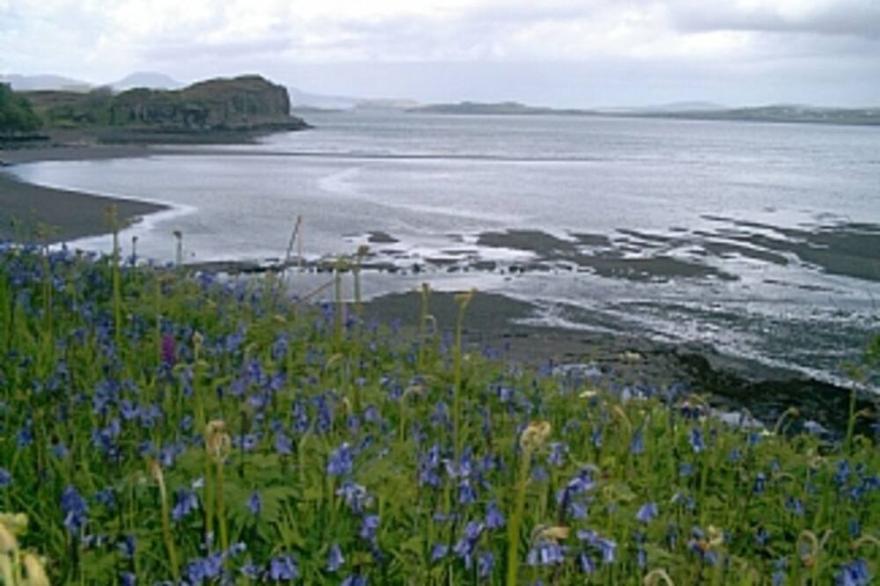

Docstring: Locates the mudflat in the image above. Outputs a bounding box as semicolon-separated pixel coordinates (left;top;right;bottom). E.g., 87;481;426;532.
0;142;170;243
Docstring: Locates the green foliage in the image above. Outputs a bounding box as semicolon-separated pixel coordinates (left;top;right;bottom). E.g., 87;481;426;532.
0;84;41;134
0;246;877;585
866;334;880;368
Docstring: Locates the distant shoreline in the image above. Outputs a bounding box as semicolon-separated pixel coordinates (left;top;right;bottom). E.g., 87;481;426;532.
409;102;880;127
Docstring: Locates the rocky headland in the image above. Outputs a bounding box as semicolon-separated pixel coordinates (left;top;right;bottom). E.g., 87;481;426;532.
4;74;308;144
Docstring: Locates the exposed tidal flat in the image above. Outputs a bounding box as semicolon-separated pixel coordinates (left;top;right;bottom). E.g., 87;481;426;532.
2;112;879;412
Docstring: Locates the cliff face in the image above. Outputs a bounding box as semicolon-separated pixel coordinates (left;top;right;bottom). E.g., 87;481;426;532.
23;75;307;132
111;75;303;130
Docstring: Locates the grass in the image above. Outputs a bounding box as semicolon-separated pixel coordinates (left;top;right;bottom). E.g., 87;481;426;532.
0;240;877;585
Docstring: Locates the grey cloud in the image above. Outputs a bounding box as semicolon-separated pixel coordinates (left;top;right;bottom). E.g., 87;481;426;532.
144;35;295;61
669;0;880;40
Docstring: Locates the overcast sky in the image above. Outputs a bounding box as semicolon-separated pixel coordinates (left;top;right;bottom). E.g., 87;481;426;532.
2;0;878;107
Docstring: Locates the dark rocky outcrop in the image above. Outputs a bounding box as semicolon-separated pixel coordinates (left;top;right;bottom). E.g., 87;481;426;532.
109;75;305;130
22;75;308;134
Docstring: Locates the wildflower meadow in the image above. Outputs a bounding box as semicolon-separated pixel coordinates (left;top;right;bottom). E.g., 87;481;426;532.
0;239;877;585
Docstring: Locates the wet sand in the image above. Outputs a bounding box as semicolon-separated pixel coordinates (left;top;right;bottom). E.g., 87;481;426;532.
0;142;181;243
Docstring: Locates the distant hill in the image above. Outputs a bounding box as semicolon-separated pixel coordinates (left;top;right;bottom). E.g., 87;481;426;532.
21;75;308;133
111;72;183;91
288;87;359;110
0;74;91;93
289;87;420;111
355;98;421;111
411;101;595;116
411;100;880;127
631;104;880;126
599;102;726;114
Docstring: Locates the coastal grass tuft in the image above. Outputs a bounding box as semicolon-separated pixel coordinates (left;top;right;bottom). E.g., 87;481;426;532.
0;243;877;584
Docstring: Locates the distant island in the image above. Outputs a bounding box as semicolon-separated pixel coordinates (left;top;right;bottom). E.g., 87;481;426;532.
410;100;880;127
636;104;880;126
1;74;308;144
411;101;595;116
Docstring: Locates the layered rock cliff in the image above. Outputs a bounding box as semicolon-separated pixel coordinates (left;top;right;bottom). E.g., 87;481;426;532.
23;75;307;133
110;75;305;130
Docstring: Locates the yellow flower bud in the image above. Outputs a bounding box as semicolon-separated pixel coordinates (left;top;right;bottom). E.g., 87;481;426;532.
0;522;18;554
205;420;231;461
22;552;50;586
535;525;570;542
520;420;551;452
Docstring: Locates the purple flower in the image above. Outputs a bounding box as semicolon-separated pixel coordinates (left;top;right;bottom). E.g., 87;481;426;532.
754;472;767;495
247;491;262;516
118;534;136;559
291;401;309;433
485;501;505;529
689;428;705;453
336;481;372;513
577;530;616;564
186;554;223;584
268;554;299;581
636;502;658;524
836;559;871;586
772;557;787;586
527;540;566;566
477;551;495;578
327;442;353;477
431;544;449;562
630;430;644;455
0;468;11;488
327;543;345;572
785;497;805;517
274;432;292;456
578;552;595;574
341;574;367;586
755;527;770;547
418;444;442;488
172;489;199;522
557;466;596;519
241;562;261;579
61;485;88;536
161;334;176;366
458;479;477;505
835;460;851;488
548;442;568;467
360;515;380;543
453;521;485;567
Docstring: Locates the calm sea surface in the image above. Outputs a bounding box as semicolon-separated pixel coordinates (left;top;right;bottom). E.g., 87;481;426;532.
10;112;880;389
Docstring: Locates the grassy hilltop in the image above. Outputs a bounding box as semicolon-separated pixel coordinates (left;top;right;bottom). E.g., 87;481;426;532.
0;236;876;585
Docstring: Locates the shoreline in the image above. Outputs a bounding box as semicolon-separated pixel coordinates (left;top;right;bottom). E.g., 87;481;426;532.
2;139;874;434
0;142;198;243
0;125;292;243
